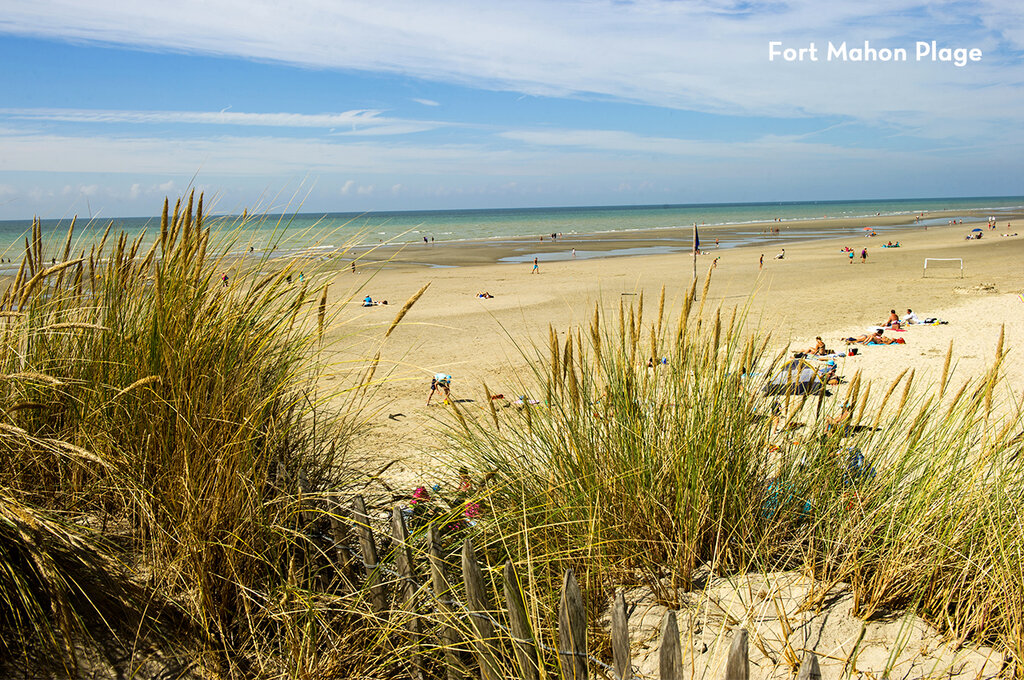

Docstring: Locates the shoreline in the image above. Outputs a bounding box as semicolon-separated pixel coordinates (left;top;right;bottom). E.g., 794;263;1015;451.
342;207;1024;270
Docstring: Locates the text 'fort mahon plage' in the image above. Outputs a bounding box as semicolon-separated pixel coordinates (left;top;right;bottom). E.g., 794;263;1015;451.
768;41;982;66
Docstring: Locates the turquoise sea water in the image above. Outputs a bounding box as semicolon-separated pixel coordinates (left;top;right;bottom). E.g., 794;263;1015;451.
0;196;1020;263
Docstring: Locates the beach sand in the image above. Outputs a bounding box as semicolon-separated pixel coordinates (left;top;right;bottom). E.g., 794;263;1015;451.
306;213;1024;677
323;212;1024;480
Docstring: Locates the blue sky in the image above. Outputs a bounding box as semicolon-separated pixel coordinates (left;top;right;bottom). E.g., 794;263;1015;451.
0;0;1022;219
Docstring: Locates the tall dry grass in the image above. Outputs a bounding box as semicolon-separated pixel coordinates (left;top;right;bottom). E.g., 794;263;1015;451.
445;294;1024;671
0;195;375;676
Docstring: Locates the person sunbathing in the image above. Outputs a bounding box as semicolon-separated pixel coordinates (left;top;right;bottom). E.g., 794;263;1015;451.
883;309;901;328
805;336;827;355
817;359;843;385
846;329;905;345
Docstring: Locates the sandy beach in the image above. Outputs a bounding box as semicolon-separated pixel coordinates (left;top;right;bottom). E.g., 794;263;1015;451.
322;211;1024;480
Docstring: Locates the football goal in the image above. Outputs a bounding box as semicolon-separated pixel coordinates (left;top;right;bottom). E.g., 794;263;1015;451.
923;258;964;278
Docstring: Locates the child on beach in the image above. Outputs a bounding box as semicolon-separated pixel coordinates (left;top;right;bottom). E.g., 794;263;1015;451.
532;257;539;274
427;374;452;406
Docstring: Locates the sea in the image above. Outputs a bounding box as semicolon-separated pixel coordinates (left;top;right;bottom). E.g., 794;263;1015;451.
0;196;1020;265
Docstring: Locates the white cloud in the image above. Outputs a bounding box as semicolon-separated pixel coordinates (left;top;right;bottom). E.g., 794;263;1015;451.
340;179;355;195
0;0;1019;128
0;107;444;136
413;98;440;107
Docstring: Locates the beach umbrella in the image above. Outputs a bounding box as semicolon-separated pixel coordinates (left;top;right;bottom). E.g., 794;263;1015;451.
862;227;874;231
971;227;983;232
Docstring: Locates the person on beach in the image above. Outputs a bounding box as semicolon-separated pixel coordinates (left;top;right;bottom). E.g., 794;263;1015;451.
860;248;868;263
351;261;356;274
904;309;921;324
775;249;785;260
806;336;826;355
363;296;374;307
427;374;452;406
848;250;855;264
572;248;576;259
884;310;901;328
532;257;539;274
759;254;764;269
819;359;839;385
221;273;229;287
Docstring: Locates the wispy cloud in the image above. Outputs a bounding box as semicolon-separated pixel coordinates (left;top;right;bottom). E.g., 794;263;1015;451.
412;98;440;107
2;0;1020;125
0;107;444;135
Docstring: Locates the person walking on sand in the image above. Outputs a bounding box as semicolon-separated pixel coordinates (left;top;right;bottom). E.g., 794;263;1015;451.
532;257;539;274
572;248;576;259
861;248;868;263
759;253;764;270
221;272;229;287
848;250;855;264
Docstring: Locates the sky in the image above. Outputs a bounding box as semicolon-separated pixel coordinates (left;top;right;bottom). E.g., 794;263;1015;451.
0;0;1022;219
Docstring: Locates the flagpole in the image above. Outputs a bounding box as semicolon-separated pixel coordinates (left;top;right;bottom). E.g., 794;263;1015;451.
692;222;698;298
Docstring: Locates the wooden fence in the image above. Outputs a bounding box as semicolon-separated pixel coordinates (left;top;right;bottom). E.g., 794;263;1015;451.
316;493;825;680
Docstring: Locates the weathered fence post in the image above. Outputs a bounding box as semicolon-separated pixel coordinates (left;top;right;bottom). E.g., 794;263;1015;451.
796;651;821;680
723;629;749;680
461;538;501;680
611;592;631;680
297;466;311;526
352;495;387;613
429;526;467;680
659;611;681;680
558;569;587;680
391;506;423;680
503;560;540;680
327;494;357;591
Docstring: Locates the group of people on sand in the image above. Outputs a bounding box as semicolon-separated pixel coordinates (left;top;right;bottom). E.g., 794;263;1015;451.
476;291;494;298
841;307;932;345
362;296;388;307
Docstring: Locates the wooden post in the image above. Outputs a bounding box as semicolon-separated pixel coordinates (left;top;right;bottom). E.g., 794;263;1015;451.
558;569;587;680
796;651;821;680
723;629;749;680
461;539;500;680
659;611;681;680
391;506;423;680
503;560;540;680
297;466;310;526
611;592;631;680
352;495;387;614
327;495;357;591
429;526;467;680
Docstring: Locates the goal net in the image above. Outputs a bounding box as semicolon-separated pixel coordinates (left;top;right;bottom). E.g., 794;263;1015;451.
923;258;963;278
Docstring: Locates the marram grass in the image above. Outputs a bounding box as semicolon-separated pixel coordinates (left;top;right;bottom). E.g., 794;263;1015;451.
445;297;1024;672
0;196;384;677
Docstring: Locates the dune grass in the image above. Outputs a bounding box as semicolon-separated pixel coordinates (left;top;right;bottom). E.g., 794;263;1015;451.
444;289;1024;671
0;195;373;676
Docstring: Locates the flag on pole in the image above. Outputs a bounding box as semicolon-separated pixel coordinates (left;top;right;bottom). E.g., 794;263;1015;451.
694;224;700;253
